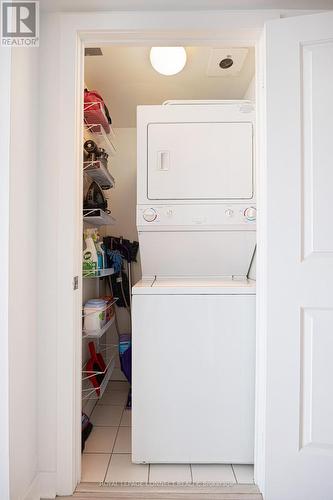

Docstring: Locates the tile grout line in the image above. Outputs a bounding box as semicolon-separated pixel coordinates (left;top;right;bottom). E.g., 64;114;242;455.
97;389;129;407
101;421;121;482
82;393;109;463
231;464;238;484
86;424;120;427
82;398;112;481
81;382;129;483
107;451;132;454
102;397;126;482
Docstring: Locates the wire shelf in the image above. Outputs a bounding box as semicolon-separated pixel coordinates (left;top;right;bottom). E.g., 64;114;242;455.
82;267;115;279
82;298;118;339
82;345;118;401
84;116;116;157
83;208;116;227
83;160;115;190
83;314;115;339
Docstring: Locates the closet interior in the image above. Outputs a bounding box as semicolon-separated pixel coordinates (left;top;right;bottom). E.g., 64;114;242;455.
80;45;256;487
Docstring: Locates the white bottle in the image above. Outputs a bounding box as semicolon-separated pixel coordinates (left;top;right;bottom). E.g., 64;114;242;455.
83;228;98;275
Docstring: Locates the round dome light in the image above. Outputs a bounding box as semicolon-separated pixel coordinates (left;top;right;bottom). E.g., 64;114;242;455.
149;47;187;76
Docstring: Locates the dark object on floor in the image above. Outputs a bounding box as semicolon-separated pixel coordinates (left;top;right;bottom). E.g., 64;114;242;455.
81;413;93;452
126;388;132;409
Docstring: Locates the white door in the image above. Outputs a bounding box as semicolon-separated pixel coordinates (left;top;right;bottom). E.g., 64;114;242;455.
147;122;253;200
263;11;333;500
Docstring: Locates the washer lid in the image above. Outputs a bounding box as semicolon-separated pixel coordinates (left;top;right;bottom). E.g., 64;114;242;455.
132;277;256;295
138;229;256;278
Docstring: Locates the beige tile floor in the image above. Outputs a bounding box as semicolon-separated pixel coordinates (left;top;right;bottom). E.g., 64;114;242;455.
81;380;255;485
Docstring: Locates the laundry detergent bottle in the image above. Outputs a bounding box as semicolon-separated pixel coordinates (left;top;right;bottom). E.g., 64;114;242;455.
83;228;98;276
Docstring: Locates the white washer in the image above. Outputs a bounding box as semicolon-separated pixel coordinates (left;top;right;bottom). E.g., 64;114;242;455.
132;277;255;464
132;101;256;464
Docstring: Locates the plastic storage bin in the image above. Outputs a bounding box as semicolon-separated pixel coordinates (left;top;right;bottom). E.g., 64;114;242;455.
84;299;107;332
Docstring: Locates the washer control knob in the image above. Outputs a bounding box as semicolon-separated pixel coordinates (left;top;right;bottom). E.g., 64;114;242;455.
143;208;157;222
244;207;256;221
225;209;234;217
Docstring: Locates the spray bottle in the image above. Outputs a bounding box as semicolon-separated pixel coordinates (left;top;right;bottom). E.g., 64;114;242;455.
83;228;98;275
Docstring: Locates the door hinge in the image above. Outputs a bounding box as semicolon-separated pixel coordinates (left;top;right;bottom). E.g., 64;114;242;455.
73;276;79;290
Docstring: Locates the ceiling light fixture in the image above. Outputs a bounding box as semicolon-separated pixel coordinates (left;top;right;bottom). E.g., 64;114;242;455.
150;47;187;76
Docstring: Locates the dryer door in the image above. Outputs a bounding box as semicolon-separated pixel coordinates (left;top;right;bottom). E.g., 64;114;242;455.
147;122;253;200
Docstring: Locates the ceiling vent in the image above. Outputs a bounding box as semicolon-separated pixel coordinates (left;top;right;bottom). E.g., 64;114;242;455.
85;47;103;57
206;48;248;77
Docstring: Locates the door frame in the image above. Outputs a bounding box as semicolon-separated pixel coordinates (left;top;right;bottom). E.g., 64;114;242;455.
0;45;11;500
54;10;276;496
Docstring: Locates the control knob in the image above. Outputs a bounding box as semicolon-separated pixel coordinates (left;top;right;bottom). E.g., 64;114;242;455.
143;208;157;222
244;207;256;221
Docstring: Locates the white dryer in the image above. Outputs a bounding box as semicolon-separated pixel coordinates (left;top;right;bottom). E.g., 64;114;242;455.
132;101;256;464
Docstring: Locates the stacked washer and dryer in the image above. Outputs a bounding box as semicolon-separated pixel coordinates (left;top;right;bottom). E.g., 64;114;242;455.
132;101;256;464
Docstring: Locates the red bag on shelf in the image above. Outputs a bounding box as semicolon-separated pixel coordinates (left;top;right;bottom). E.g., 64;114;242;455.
84;89;111;134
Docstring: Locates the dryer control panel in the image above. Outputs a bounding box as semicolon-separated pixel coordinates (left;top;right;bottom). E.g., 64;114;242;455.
138;204;256;231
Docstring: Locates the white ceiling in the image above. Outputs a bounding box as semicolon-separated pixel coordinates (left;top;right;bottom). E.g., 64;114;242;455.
84;46;255;128
40;0;333;12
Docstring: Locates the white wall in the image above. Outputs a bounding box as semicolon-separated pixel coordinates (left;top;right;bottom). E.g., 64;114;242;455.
8;47;39;500
105;128;140;333
104;128;140;380
244;75;256;100
0;45;11;500
105;127;141;281
36;13;60;493
243;75;256;280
